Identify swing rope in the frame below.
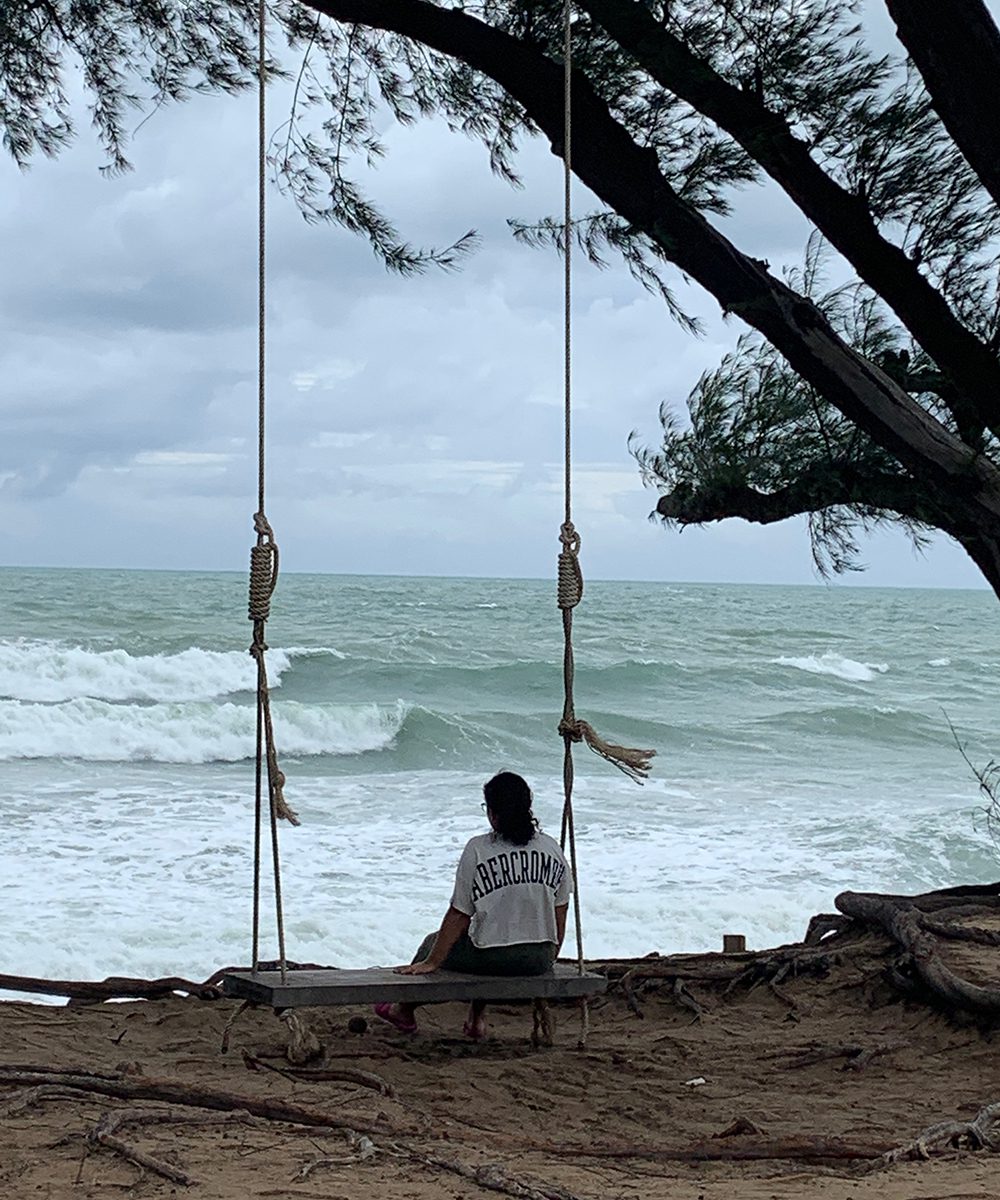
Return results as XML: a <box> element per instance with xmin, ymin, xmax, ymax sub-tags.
<box><xmin>555</xmin><ymin>0</ymin><xmax>656</xmax><ymax>1040</ymax></box>
<box><xmin>248</xmin><ymin>0</ymin><xmax>298</xmax><ymax>984</ymax></box>
<box><xmin>241</xmin><ymin>0</ymin><xmax>651</xmax><ymax>1013</ymax></box>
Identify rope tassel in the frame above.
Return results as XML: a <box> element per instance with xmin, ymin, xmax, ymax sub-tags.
<box><xmin>559</xmin><ymin>716</ymin><xmax>656</xmax><ymax>784</ymax></box>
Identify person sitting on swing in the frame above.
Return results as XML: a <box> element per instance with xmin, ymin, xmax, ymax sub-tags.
<box><xmin>374</xmin><ymin>771</ymin><xmax>571</xmax><ymax>1040</ymax></box>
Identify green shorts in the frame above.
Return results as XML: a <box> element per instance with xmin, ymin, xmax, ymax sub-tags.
<box><xmin>413</xmin><ymin>932</ymin><xmax>555</xmax><ymax>976</ymax></box>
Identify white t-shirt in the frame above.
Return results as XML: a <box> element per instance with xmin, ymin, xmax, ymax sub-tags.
<box><xmin>450</xmin><ymin>830</ymin><xmax>572</xmax><ymax>949</ymax></box>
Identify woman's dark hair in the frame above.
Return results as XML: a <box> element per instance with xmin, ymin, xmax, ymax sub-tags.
<box><xmin>483</xmin><ymin>771</ymin><xmax>540</xmax><ymax>846</ymax></box>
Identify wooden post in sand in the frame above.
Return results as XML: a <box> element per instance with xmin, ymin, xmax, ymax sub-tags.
<box><xmin>722</xmin><ymin>934</ymin><xmax>747</xmax><ymax>953</ymax></box>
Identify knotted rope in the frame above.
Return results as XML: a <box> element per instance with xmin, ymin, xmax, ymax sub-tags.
<box><xmin>249</xmin><ymin>513</ymin><xmax>298</xmax><ymax>831</ymax></box>
<box><xmin>555</xmin><ymin>0</ymin><xmax>655</xmax><ymax>1047</ymax></box>
<box><xmin>248</xmin><ymin>0</ymin><xmax>295</xmax><ymax>983</ymax></box>
<box><xmin>556</xmin><ymin>521</ymin><xmax>654</xmax><ymax>784</ymax></box>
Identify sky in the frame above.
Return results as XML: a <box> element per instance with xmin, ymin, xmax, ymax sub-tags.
<box><xmin>0</xmin><ymin>2</ymin><xmax>989</xmax><ymax>588</ymax></box>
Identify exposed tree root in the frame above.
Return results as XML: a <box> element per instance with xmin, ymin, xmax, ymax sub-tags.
<box><xmin>0</xmin><ymin>1067</ymin><xmax>420</xmax><ymax>1139</ymax></box>
<box><xmin>597</xmin><ymin>883</ymin><xmax>1000</xmax><ymax>1022</ymax></box>
<box><xmin>0</xmin><ymin>1084</ymin><xmax>86</xmax><ymax>1117</ymax></box>
<box><xmin>527</xmin><ymin>1134</ymin><xmax>895</xmax><ymax>1162</ymax></box>
<box><xmin>396</xmin><ymin>1147</ymin><xmax>583</xmax><ymax>1200</ymax></box>
<box><xmin>835</xmin><ymin>889</ymin><xmax>1000</xmax><ymax>1017</ymax></box>
<box><xmin>879</xmin><ymin>1101</ymin><xmax>1000</xmax><ymax>1164</ymax></box>
<box><xmin>89</xmin><ymin>1108</ymin><xmax>254</xmax><ymax>1186</ymax></box>
<box><xmin>762</xmin><ymin>1041</ymin><xmax>905</xmax><ymax>1071</ymax></box>
<box><xmin>299</xmin><ymin>1130</ymin><xmax>584</xmax><ymax>1200</ymax></box>
<box><xmin>804</xmin><ymin>914</ymin><xmax>853</xmax><ymax>945</ymax></box>
<box><xmin>241</xmin><ymin>1050</ymin><xmax>396</xmax><ymax>1097</ymax></box>
<box><xmin>5</xmin><ymin>1064</ymin><xmax>1000</xmax><ymax>1181</ymax></box>
<box><xmin>920</xmin><ymin>916</ymin><xmax>1000</xmax><ymax>947</ymax></box>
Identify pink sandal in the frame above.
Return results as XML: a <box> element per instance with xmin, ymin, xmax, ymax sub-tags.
<box><xmin>373</xmin><ymin>1002</ymin><xmax>417</xmax><ymax>1035</ymax></box>
<box><xmin>462</xmin><ymin>1020</ymin><xmax>487</xmax><ymax>1042</ymax></box>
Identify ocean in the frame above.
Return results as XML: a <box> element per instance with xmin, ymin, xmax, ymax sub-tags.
<box><xmin>1</xmin><ymin>566</ymin><xmax>998</xmax><ymax>993</ymax></box>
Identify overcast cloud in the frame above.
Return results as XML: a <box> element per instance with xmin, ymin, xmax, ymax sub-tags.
<box><xmin>0</xmin><ymin>3</ymin><xmax>988</xmax><ymax>588</ymax></box>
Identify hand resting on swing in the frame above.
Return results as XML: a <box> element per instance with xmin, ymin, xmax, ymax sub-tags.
<box><xmin>394</xmin><ymin>906</ymin><xmax>473</xmax><ymax>975</ymax></box>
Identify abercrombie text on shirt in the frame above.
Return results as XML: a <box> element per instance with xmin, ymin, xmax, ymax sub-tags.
<box><xmin>450</xmin><ymin>830</ymin><xmax>572</xmax><ymax>949</ymax></box>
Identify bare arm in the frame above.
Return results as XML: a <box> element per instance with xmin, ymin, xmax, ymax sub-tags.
<box><xmin>555</xmin><ymin>904</ymin><xmax>568</xmax><ymax>952</ymax></box>
<box><xmin>395</xmin><ymin>906</ymin><xmax>471</xmax><ymax>975</ymax></box>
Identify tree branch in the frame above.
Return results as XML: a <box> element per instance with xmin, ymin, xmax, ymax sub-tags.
<box><xmin>654</xmin><ymin>460</ymin><xmax>939</xmax><ymax>528</ymax></box>
<box><xmin>576</xmin><ymin>0</ymin><xmax>1000</xmax><ymax>441</ymax></box>
<box><xmin>301</xmin><ymin>0</ymin><xmax>1000</xmax><ymax>526</ymax></box>
<box><xmin>885</xmin><ymin>0</ymin><xmax>1000</xmax><ymax>213</ymax></box>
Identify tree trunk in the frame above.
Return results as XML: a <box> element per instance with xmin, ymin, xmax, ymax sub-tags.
<box><xmin>953</xmin><ymin>532</ymin><xmax>1000</xmax><ymax>600</ymax></box>
<box><xmin>885</xmin><ymin>0</ymin><xmax>1000</xmax><ymax>212</ymax></box>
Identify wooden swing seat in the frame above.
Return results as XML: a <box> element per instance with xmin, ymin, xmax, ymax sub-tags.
<box><xmin>221</xmin><ymin>964</ymin><xmax>606</xmax><ymax>1008</ymax></box>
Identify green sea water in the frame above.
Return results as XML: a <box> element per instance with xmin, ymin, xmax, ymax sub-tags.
<box><xmin>1</xmin><ymin>567</ymin><xmax>997</xmax><ymax>983</ymax></box>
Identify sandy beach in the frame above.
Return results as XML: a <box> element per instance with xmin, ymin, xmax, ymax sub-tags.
<box><xmin>3</xmin><ymin>916</ymin><xmax>1000</xmax><ymax>1200</ymax></box>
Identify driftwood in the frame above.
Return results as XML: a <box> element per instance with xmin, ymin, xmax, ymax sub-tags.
<box><xmin>588</xmin><ymin>953</ymin><xmax>753</xmax><ymax>986</ymax></box>
<box><xmin>616</xmin><ymin>966</ymin><xmax>712</xmax><ymax>1020</ymax></box>
<box><xmin>0</xmin><ymin>971</ymin><xmax>223</xmax><ymax>1003</ymax></box>
<box><xmin>670</xmin><ymin>978</ymin><xmax>710</xmax><ymax>1019</ymax></box>
<box><xmin>5</xmin><ymin>881</ymin><xmax>1000</xmax><ymax>1016</ymax></box>
<box><xmin>919</xmin><ymin>915</ymin><xmax>1000</xmax><ymax>947</ymax></box>
<box><xmin>596</xmin><ymin>884</ymin><xmax>1000</xmax><ymax>1022</ymax></box>
<box><xmin>0</xmin><ymin>961</ymin><xmax>337</xmax><ymax>1004</ymax></box>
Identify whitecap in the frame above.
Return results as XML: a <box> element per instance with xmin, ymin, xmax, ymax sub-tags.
<box><xmin>773</xmin><ymin>652</ymin><xmax>889</xmax><ymax>683</ymax></box>
<box><xmin>928</xmin><ymin>657</ymin><xmax>951</xmax><ymax>668</ymax></box>
<box><xmin>286</xmin><ymin>645</ymin><xmax>348</xmax><ymax>660</ymax></box>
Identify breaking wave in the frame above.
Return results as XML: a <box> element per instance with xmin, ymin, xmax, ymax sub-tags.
<box><xmin>0</xmin><ymin>640</ymin><xmax>295</xmax><ymax>703</ymax></box>
<box><xmin>0</xmin><ymin>697</ymin><xmax>409</xmax><ymax>763</ymax></box>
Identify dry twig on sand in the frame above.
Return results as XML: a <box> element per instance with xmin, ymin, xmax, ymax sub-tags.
<box><xmin>241</xmin><ymin>1049</ymin><xmax>396</xmax><ymax>1097</ymax></box>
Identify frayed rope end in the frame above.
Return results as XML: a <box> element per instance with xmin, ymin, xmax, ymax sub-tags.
<box><xmin>559</xmin><ymin>717</ymin><xmax>656</xmax><ymax>785</ymax></box>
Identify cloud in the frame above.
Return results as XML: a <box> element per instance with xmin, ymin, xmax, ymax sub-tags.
<box><xmin>0</xmin><ymin>52</ymin><xmax>989</xmax><ymax>590</ymax></box>
<box><xmin>132</xmin><ymin>451</ymin><xmax>236</xmax><ymax>467</ymax></box>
